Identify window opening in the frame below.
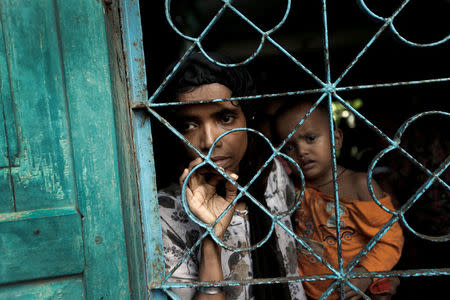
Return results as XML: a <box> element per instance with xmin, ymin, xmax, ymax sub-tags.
<box><xmin>125</xmin><ymin>0</ymin><xmax>450</xmax><ymax>299</ymax></box>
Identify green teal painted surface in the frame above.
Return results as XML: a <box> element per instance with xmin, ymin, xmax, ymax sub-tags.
<box><xmin>0</xmin><ymin>0</ymin><xmax>75</xmax><ymax>211</ymax></box>
<box><xmin>0</xmin><ymin>276</ymin><xmax>84</xmax><ymax>299</ymax></box>
<box><xmin>104</xmin><ymin>1</ymin><xmax>148</xmax><ymax>299</ymax></box>
<box><xmin>0</xmin><ymin>0</ymin><xmax>131</xmax><ymax>298</ymax></box>
<box><xmin>0</xmin><ymin>1</ymin><xmax>15</xmax><ymax>212</ymax></box>
<box><xmin>0</xmin><ymin>207</ymin><xmax>83</xmax><ymax>284</ymax></box>
<box><xmin>55</xmin><ymin>0</ymin><xmax>131</xmax><ymax>298</ymax></box>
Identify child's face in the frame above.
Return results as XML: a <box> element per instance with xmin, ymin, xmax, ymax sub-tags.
<box><xmin>276</xmin><ymin>103</ymin><xmax>342</xmax><ymax>184</ymax></box>
<box><xmin>175</xmin><ymin>83</ymin><xmax>248</xmax><ymax>174</ymax></box>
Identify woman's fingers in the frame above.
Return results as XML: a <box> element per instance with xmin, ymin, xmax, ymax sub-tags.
<box><xmin>179</xmin><ymin>158</ymin><xmax>205</xmax><ymax>190</ymax></box>
<box><xmin>224</xmin><ymin>173</ymin><xmax>238</xmax><ymax>203</ymax></box>
<box><xmin>179</xmin><ymin>168</ymin><xmax>190</xmax><ymax>187</ymax></box>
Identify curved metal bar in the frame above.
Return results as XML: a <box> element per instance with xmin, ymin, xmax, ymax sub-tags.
<box><xmin>223</xmin><ymin>0</ymin><xmax>325</xmax><ymax>85</ymax></box>
<box><xmin>367</xmin><ymin>145</ymin><xmax>401</xmax><ymax>214</ymax></box>
<box><xmin>359</xmin><ymin>0</ymin><xmax>450</xmax><ymax>48</ymax></box>
<box><xmin>394</xmin><ymin>111</ymin><xmax>450</xmax><ymax>139</ymax></box>
<box><xmin>359</xmin><ymin>0</ymin><xmax>450</xmax><ymax>47</ymax></box>
<box><xmin>264</xmin><ymin>0</ymin><xmax>292</xmax><ymax>35</ymax></box>
<box><xmin>197</xmin><ymin>34</ymin><xmax>266</xmax><ymax>67</ymax></box>
<box><xmin>400</xmin><ymin>213</ymin><xmax>450</xmax><ymax>242</ymax></box>
<box><xmin>358</xmin><ymin>0</ymin><xmax>387</xmax><ymax>21</ymax></box>
<box><xmin>211</xmin><ymin>216</ymin><xmax>276</xmax><ymax>252</ymax></box>
<box><xmin>389</xmin><ymin>22</ymin><xmax>450</xmax><ymax>47</ymax></box>
<box><xmin>223</xmin><ymin>0</ymin><xmax>292</xmax><ymax>35</ymax></box>
<box><xmin>334</xmin><ymin>0</ymin><xmax>411</xmax><ymax>87</ymax></box>
<box><xmin>333</xmin><ymin>94</ymin><xmax>450</xmax><ymax>190</ymax></box>
<box><xmin>175</xmin><ymin>127</ymin><xmax>276</xmax><ymax>252</ymax></box>
<box><xmin>203</xmin><ymin>127</ymin><xmax>341</xmax><ymax>273</ymax></box>
<box><xmin>164</xmin><ymin>0</ymin><xmax>198</xmax><ymax>42</ymax></box>
<box><xmin>273</xmin><ymin>153</ymin><xmax>305</xmax><ymax>219</ymax></box>
<box><xmin>165</xmin><ymin>0</ymin><xmax>228</xmax><ymax>42</ymax></box>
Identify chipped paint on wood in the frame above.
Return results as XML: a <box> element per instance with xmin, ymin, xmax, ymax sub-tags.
<box><xmin>0</xmin><ymin>0</ymin><xmax>132</xmax><ymax>298</ymax></box>
<box><xmin>0</xmin><ymin>209</ymin><xmax>83</xmax><ymax>284</ymax></box>
<box><xmin>0</xmin><ymin>276</ymin><xmax>84</xmax><ymax>299</ymax></box>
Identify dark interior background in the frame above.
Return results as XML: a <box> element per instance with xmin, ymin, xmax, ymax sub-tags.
<box><xmin>138</xmin><ymin>1</ymin><xmax>449</xmax><ymax>298</ymax></box>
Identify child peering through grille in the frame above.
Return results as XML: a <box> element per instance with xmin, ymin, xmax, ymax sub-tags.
<box><xmin>273</xmin><ymin>99</ymin><xmax>404</xmax><ymax>299</ymax></box>
<box><xmin>154</xmin><ymin>52</ymin><xmax>307</xmax><ymax>300</ymax></box>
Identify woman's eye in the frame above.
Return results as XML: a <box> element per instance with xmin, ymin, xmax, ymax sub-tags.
<box><xmin>285</xmin><ymin>144</ymin><xmax>295</xmax><ymax>153</ymax></box>
<box><xmin>221</xmin><ymin>115</ymin><xmax>235</xmax><ymax>124</ymax></box>
<box><xmin>181</xmin><ymin>122</ymin><xmax>196</xmax><ymax>132</ymax></box>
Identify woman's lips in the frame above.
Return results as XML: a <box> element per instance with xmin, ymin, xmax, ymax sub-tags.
<box><xmin>211</xmin><ymin>156</ymin><xmax>232</xmax><ymax>167</ymax></box>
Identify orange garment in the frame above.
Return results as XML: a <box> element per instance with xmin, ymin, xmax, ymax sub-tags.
<box><xmin>295</xmin><ymin>187</ymin><xmax>404</xmax><ymax>300</ymax></box>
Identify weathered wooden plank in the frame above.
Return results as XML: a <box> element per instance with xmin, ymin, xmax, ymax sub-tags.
<box><xmin>0</xmin><ymin>113</ymin><xmax>9</xmax><ymax>168</ymax></box>
<box><xmin>0</xmin><ymin>5</ymin><xmax>14</xmax><ymax>213</ymax></box>
<box><xmin>118</xmin><ymin>0</ymin><xmax>167</xmax><ymax>298</ymax></box>
<box><xmin>0</xmin><ymin>276</ymin><xmax>83</xmax><ymax>299</ymax></box>
<box><xmin>0</xmin><ymin>0</ymin><xmax>75</xmax><ymax>211</ymax></box>
<box><xmin>0</xmin><ymin>208</ymin><xmax>83</xmax><ymax>284</ymax></box>
<box><xmin>54</xmin><ymin>0</ymin><xmax>131</xmax><ymax>298</ymax></box>
<box><xmin>0</xmin><ymin>168</ymin><xmax>13</xmax><ymax>212</ymax></box>
<box><xmin>104</xmin><ymin>1</ymin><xmax>148</xmax><ymax>299</ymax></box>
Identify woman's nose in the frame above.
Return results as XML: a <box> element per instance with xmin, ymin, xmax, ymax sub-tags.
<box><xmin>200</xmin><ymin>123</ymin><xmax>222</xmax><ymax>153</ymax></box>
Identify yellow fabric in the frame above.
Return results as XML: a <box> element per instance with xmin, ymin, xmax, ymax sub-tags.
<box><xmin>295</xmin><ymin>187</ymin><xmax>404</xmax><ymax>299</ymax></box>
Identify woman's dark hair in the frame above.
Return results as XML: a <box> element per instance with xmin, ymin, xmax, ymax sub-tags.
<box><xmin>154</xmin><ymin>52</ymin><xmax>292</xmax><ymax>299</ymax></box>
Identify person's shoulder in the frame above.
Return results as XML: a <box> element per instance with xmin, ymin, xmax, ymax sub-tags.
<box><xmin>267</xmin><ymin>158</ymin><xmax>293</xmax><ymax>188</ymax></box>
<box><xmin>265</xmin><ymin>158</ymin><xmax>296</xmax><ymax>210</ymax></box>
<box><xmin>158</xmin><ymin>183</ymin><xmax>181</xmax><ymax>211</ymax></box>
<box><xmin>345</xmin><ymin>171</ymin><xmax>385</xmax><ymax>201</ymax></box>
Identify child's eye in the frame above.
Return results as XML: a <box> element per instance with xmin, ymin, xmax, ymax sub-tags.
<box><xmin>306</xmin><ymin>135</ymin><xmax>316</xmax><ymax>142</ymax></box>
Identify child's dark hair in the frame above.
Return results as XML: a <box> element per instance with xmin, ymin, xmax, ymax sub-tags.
<box><xmin>154</xmin><ymin>52</ymin><xmax>292</xmax><ymax>299</ymax></box>
<box><xmin>272</xmin><ymin>98</ymin><xmax>333</xmax><ymax>145</ymax></box>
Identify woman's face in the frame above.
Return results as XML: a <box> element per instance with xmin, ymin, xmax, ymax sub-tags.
<box><xmin>175</xmin><ymin>83</ymin><xmax>248</xmax><ymax>174</ymax></box>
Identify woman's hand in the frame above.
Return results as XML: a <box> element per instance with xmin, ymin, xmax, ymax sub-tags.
<box><xmin>180</xmin><ymin>158</ymin><xmax>239</xmax><ymax>239</ymax></box>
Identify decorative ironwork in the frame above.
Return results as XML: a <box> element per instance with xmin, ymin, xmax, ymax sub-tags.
<box><xmin>125</xmin><ymin>0</ymin><xmax>449</xmax><ymax>299</ymax></box>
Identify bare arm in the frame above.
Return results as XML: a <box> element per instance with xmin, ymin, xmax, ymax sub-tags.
<box><xmin>344</xmin><ymin>173</ymin><xmax>403</xmax><ymax>299</ymax></box>
<box><xmin>196</xmin><ymin>237</ymin><xmax>225</xmax><ymax>299</ymax></box>
<box><xmin>180</xmin><ymin>158</ymin><xmax>239</xmax><ymax>299</ymax></box>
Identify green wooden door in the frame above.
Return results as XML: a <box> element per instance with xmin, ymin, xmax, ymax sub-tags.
<box><xmin>0</xmin><ymin>1</ymin><xmax>130</xmax><ymax>298</ymax></box>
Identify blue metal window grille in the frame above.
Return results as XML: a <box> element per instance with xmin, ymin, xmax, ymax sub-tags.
<box><xmin>120</xmin><ymin>0</ymin><xmax>449</xmax><ymax>299</ymax></box>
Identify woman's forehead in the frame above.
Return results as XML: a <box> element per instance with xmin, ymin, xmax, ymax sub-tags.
<box><xmin>178</xmin><ymin>83</ymin><xmax>232</xmax><ymax>102</ymax></box>
<box><xmin>176</xmin><ymin>101</ymin><xmax>243</xmax><ymax>118</ymax></box>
